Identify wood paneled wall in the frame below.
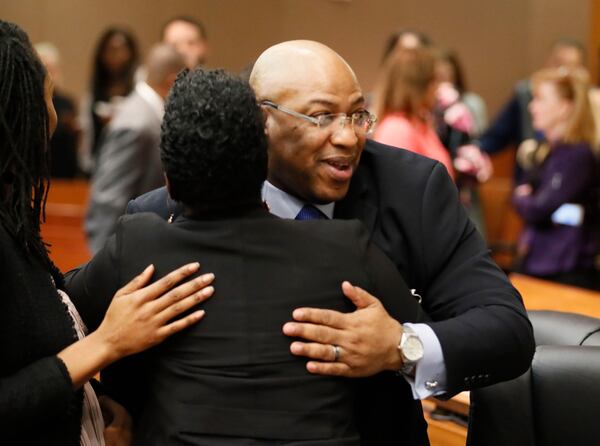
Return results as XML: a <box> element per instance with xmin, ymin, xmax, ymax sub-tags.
<box><xmin>0</xmin><ymin>0</ymin><xmax>590</xmax><ymax>117</ymax></box>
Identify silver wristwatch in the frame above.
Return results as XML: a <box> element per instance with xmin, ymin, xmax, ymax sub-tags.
<box><xmin>398</xmin><ymin>325</ymin><xmax>424</xmax><ymax>376</ymax></box>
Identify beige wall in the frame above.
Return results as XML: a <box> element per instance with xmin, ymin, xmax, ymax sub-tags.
<box><xmin>0</xmin><ymin>0</ymin><xmax>590</xmax><ymax>116</ymax></box>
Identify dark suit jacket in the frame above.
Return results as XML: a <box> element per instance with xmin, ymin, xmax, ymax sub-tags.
<box><xmin>335</xmin><ymin>141</ymin><xmax>534</xmax><ymax>393</ymax></box>
<box><xmin>65</xmin><ymin>207</ymin><xmax>426</xmax><ymax>445</ymax></box>
<box><xmin>128</xmin><ymin>140</ymin><xmax>535</xmax><ymax>388</ymax></box>
<box><xmin>124</xmin><ymin>140</ymin><xmax>534</xmax><ymax>443</ymax></box>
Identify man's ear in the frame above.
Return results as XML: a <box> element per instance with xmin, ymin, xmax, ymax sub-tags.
<box><xmin>262</xmin><ymin>108</ymin><xmax>272</xmax><ymax>136</ymax></box>
<box><xmin>164</xmin><ymin>173</ymin><xmax>174</xmax><ymax>198</ymax></box>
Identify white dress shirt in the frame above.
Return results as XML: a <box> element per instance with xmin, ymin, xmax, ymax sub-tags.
<box><xmin>261</xmin><ymin>180</ymin><xmax>447</xmax><ymax>399</ymax></box>
<box><xmin>135</xmin><ymin>81</ymin><xmax>164</xmax><ymax>121</ymax></box>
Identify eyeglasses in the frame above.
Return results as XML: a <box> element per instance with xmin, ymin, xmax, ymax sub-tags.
<box><xmin>261</xmin><ymin>100</ymin><xmax>377</xmax><ymax>136</ymax></box>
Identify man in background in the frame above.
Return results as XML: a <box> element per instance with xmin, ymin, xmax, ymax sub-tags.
<box><xmin>161</xmin><ymin>15</ymin><xmax>209</xmax><ymax>68</ymax></box>
<box><xmin>35</xmin><ymin>42</ymin><xmax>79</xmax><ymax>178</ymax></box>
<box><xmin>85</xmin><ymin>44</ymin><xmax>184</xmax><ymax>253</ymax></box>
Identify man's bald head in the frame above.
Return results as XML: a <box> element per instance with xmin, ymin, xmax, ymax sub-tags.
<box><xmin>249</xmin><ymin>40</ymin><xmax>367</xmax><ymax>205</ymax></box>
<box><xmin>145</xmin><ymin>43</ymin><xmax>185</xmax><ymax>97</ymax></box>
<box><xmin>250</xmin><ymin>40</ymin><xmax>359</xmax><ymax>102</ymax></box>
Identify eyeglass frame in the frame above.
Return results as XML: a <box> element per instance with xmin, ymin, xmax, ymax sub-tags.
<box><xmin>260</xmin><ymin>100</ymin><xmax>377</xmax><ymax>135</ymax></box>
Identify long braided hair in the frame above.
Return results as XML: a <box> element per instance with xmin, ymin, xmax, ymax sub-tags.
<box><xmin>0</xmin><ymin>20</ymin><xmax>60</xmax><ymax>278</ymax></box>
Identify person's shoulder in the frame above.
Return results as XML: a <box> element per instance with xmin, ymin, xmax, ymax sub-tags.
<box><xmin>355</xmin><ymin>140</ymin><xmax>456</xmax><ymax>211</ymax></box>
<box><xmin>116</xmin><ymin>211</ymin><xmax>170</xmax><ymax>236</ymax></box>
<box><xmin>109</xmin><ymin>91</ymin><xmax>156</xmax><ymax>130</ymax></box>
<box><xmin>280</xmin><ymin>218</ymin><xmax>370</xmax><ymax>255</ymax></box>
<box><xmin>298</xmin><ymin>218</ymin><xmax>365</xmax><ymax>234</ymax></box>
<box><xmin>362</xmin><ymin>139</ymin><xmax>439</xmax><ymax>178</ymax></box>
<box><xmin>554</xmin><ymin>142</ymin><xmax>596</xmax><ymax>160</ymax></box>
<box><xmin>126</xmin><ymin>186</ymin><xmax>174</xmax><ymax>218</ymax></box>
<box><xmin>273</xmin><ymin>216</ymin><xmax>365</xmax><ymax>239</ymax></box>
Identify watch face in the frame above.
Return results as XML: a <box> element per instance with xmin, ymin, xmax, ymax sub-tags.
<box><xmin>403</xmin><ymin>336</ymin><xmax>423</xmax><ymax>362</ymax></box>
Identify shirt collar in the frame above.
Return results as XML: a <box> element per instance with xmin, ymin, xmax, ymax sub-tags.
<box><xmin>135</xmin><ymin>81</ymin><xmax>164</xmax><ymax>121</ymax></box>
<box><xmin>261</xmin><ymin>181</ymin><xmax>334</xmax><ymax>219</ymax></box>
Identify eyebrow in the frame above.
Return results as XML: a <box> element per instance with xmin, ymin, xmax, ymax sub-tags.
<box><xmin>305</xmin><ymin>96</ymin><xmax>366</xmax><ymax>108</ymax></box>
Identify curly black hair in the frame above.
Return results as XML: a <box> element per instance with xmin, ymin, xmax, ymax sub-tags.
<box><xmin>161</xmin><ymin>68</ymin><xmax>267</xmax><ymax>209</ymax></box>
<box><xmin>0</xmin><ymin>20</ymin><xmax>61</xmax><ymax>279</ymax></box>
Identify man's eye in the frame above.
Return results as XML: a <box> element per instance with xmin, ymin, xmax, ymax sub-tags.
<box><xmin>353</xmin><ymin>111</ymin><xmax>370</xmax><ymax>124</ymax></box>
<box><xmin>315</xmin><ymin>114</ymin><xmax>336</xmax><ymax>126</ymax></box>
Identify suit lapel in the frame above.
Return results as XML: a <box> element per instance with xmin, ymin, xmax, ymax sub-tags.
<box><xmin>334</xmin><ymin>165</ymin><xmax>378</xmax><ymax>235</ymax></box>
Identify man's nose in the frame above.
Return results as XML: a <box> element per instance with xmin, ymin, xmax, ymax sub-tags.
<box><xmin>330</xmin><ymin>117</ymin><xmax>359</xmax><ymax>147</ymax></box>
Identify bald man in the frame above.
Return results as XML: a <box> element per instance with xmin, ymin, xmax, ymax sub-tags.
<box><xmin>127</xmin><ymin>41</ymin><xmax>534</xmax><ymax>443</ymax></box>
<box><xmin>86</xmin><ymin>44</ymin><xmax>184</xmax><ymax>253</ymax></box>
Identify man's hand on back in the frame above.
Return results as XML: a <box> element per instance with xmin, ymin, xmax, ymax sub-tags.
<box><xmin>283</xmin><ymin>281</ymin><xmax>404</xmax><ymax>377</ymax></box>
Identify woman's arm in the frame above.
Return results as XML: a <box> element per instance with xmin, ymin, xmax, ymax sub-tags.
<box><xmin>0</xmin><ymin>262</ymin><xmax>213</xmax><ymax>436</ymax></box>
<box><xmin>58</xmin><ymin>263</ymin><xmax>214</xmax><ymax>389</ymax></box>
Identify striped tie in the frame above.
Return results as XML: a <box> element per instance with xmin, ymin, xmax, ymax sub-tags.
<box><xmin>295</xmin><ymin>204</ymin><xmax>327</xmax><ymax>220</ymax></box>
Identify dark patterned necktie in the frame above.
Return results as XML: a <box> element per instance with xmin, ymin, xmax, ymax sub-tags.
<box><xmin>295</xmin><ymin>204</ymin><xmax>327</xmax><ymax>220</ymax></box>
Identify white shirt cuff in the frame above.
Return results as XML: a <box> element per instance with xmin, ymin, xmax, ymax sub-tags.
<box><xmin>402</xmin><ymin>323</ymin><xmax>447</xmax><ymax>399</ymax></box>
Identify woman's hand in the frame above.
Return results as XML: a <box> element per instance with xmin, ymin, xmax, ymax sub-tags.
<box><xmin>514</xmin><ymin>184</ymin><xmax>533</xmax><ymax>197</ymax></box>
<box><xmin>455</xmin><ymin>145</ymin><xmax>493</xmax><ymax>182</ymax></box>
<box><xmin>58</xmin><ymin>262</ymin><xmax>215</xmax><ymax>389</ymax></box>
<box><xmin>94</xmin><ymin>263</ymin><xmax>214</xmax><ymax>362</ymax></box>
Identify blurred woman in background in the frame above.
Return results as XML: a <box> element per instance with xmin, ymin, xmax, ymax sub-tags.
<box><xmin>513</xmin><ymin>67</ymin><xmax>600</xmax><ymax>289</ymax></box>
<box><xmin>79</xmin><ymin>27</ymin><xmax>138</xmax><ymax>173</ymax></box>
<box><xmin>434</xmin><ymin>48</ymin><xmax>488</xmax><ymax>150</ymax></box>
<box><xmin>434</xmin><ymin>48</ymin><xmax>489</xmax><ymax>236</ymax></box>
<box><xmin>372</xmin><ymin>47</ymin><xmax>455</xmax><ymax>179</ymax></box>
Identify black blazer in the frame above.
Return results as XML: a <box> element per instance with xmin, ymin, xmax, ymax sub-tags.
<box><xmin>123</xmin><ymin>140</ymin><xmax>535</xmax><ymax>443</ymax></box>
<box><xmin>65</xmin><ymin>207</ymin><xmax>427</xmax><ymax>445</ymax></box>
<box><xmin>335</xmin><ymin>141</ymin><xmax>534</xmax><ymax>392</ymax></box>
<box><xmin>128</xmin><ymin>140</ymin><xmax>535</xmax><ymax>390</ymax></box>
<box><xmin>0</xmin><ymin>225</ymin><xmax>82</xmax><ymax>445</ymax></box>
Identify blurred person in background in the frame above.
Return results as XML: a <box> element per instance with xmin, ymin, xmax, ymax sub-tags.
<box><xmin>372</xmin><ymin>46</ymin><xmax>455</xmax><ymax>179</ymax></box>
<box><xmin>380</xmin><ymin>27</ymin><xmax>432</xmax><ymax>62</ymax></box>
<box><xmin>79</xmin><ymin>27</ymin><xmax>139</xmax><ymax>174</ymax></box>
<box><xmin>85</xmin><ymin>44</ymin><xmax>184</xmax><ymax>254</ymax></box>
<box><xmin>161</xmin><ymin>15</ymin><xmax>208</xmax><ymax>69</ymax></box>
<box><xmin>456</xmin><ymin>38</ymin><xmax>587</xmax><ymax>183</ymax></box>
<box><xmin>513</xmin><ymin>67</ymin><xmax>600</xmax><ymax>290</ymax></box>
<box><xmin>433</xmin><ymin>48</ymin><xmax>489</xmax><ymax>236</ymax></box>
<box><xmin>0</xmin><ymin>19</ymin><xmax>214</xmax><ymax>445</ymax></box>
<box><xmin>35</xmin><ymin>41</ymin><xmax>80</xmax><ymax>178</ymax></box>
<box><xmin>434</xmin><ymin>48</ymin><xmax>488</xmax><ymax>147</ymax></box>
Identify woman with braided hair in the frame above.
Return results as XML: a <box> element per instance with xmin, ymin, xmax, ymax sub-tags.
<box><xmin>0</xmin><ymin>20</ymin><xmax>215</xmax><ymax>445</ymax></box>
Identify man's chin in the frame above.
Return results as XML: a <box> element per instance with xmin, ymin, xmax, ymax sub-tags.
<box><xmin>310</xmin><ymin>183</ymin><xmax>351</xmax><ymax>204</ymax></box>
